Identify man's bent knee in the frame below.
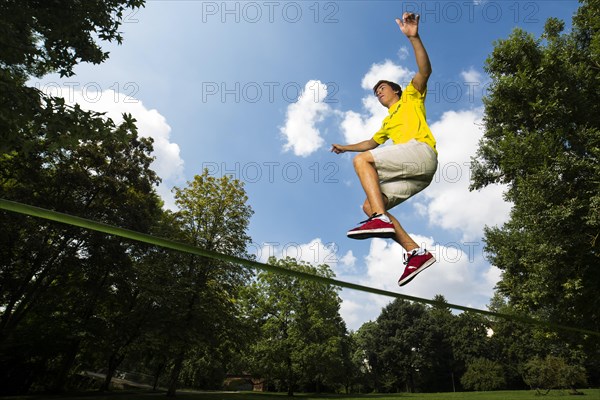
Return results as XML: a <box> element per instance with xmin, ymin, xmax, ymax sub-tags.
<box><xmin>353</xmin><ymin>152</ymin><xmax>374</xmax><ymax>169</ymax></box>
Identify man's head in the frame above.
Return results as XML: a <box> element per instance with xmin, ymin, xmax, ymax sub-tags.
<box><xmin>373</xmin><ymin>80</ymin><xmax>402</xmax><ymax>108</ymax></box>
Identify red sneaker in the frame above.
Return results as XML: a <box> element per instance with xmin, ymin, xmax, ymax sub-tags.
<box><xmin>398</xmin><ymin>250</ymin><xmax>436</xmax><ymax>286</ymax></box>
<box><xmin>347</xmin><ymin>213</ymin><xmax>395</xmax><ymax>240</ymax></box>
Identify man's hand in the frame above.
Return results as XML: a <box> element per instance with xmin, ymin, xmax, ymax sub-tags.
<box><xmin>396</xmin><ymin>11</ymin><xmax>431</xmax><ymax>93</ymax></box>
<box><xmin>331</xmin><ymin>144</ymin><xmax>347</xmax><ymax>154</ymax></box>
<box><xmin>396</xmin><ymin>12</ymin><xmax>420</xmax><ymax>38</ymax></box>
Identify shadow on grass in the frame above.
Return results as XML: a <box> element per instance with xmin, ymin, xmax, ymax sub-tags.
<box><xmin>0</xmin><ymin>390</ymin><xmax>419</xmax><ymax>400</ymax></box>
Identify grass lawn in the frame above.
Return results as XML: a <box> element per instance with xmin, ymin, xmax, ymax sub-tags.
<box><xmin>2</xmin><ymin>389</ymin><xmax>599</xmax><ymax>400</ymax></box>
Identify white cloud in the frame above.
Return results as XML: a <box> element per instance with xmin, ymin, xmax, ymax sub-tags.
<box><xmin>339</xmin><ymin>298</ymin><xmax>368</xmax><ymax>329</ymax></box>
<box><xmin>460</xmin><ymin>67</ymin><xmax>489</xmax><ymax>103</ymax></box>
<box><xmin>360</xmin><ymin>59</ymin><xmax>413</xmax><ymax>91</ymax></box>
<box><xmin>338</xmin><ymin>236</ymin><xmax>501</xmax><ymax>331</ymax></box>
<box><xmin>254</xmin><ymin>238</ymin><xmax>356</xmax><ymax>272</ymax></box>
<box><xmin>43</xmin><ymin>86</ymin><xmax>185</xmax><ymax>210</ymax></box>
<box><xmin>280</xmin><ymin>80</ymin><xmax>331</xmax><ymax>157</ymax></box>
<box><xmin>415</xmin><ymin>107</ymin><xmax>512</xmax><ymax>241</ymax></box>
<box><xmin>339</xmin><ymin>250</ymin><xmax>357</xmax><ymax>270</ymax></box>
<box><xmin>461</xmin><ymin>67</ymin><xmax>483</xmax><ymax>84</ymax></box>
<box><xmin>339</xmin><ymin>97</ymin><xmax>387</xmax><ymax>144</ymax></box>
<box><xmin>397</xmin><ymin>47</ymin><xmax>410</xmax><ymax>60</ymax></box>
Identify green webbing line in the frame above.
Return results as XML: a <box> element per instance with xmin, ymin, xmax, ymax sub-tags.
<box><xmin>1</xmin><ymin>198</ymin><xmax>598</xmax><ymax>338</ymax></box>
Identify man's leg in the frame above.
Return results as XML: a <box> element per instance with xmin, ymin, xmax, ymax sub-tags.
<box><xmin>347</xmin><ymin>151</ymin><xmax>396</xmax><ymax>239</ymax></box>
<box><xmin>388</xmin><ymin>213</ymin><xmax>419</xmax><ymax>252</ymax></box>
<box><xmin>355</xmin><ymin>142</ymin><xmax>437</xmax><ymax>286</ymax></box>
<box><xmin>353</xmin><ymin>151</ymin><xmax>386</xmax><ymax>216</ymax></box>
<box><xmin>362</xmin><ymin>196</ymin><xmax>434</xmax><ymax>287</ymax></box>
<box><xmin>354</xmin><ymin>151</ymin><xmax>417</xmax><ymax>249</ymax></box>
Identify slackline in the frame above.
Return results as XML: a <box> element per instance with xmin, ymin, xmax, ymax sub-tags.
<box><xmin>1</xmin><ymin>198</ymin><xmax>598</xmax><ymax>338</ymax></box>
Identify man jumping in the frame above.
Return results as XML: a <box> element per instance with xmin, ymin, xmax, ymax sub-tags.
<box><xmin>331</xmin><ymin>12</ymin><xmax>438</xmax><ymax>286</ymax></box>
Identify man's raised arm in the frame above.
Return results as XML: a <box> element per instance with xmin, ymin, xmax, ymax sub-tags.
<box><xmin>396</xmin><ymin>12</ymin><xmax>431</xmax><ymax>94</ymax></box>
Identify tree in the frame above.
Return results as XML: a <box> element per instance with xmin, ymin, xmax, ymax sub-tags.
<box><xmin>243</xmin><ymin>258</ymin><xmax>348</xmax><ymax>396</ymax></box>
<box><xmin>0</xmin><ymin>1</ymin><xmax>207</xmax><ymax>395</ymax></box>
<box><xmin>460</xmin><ymin>358</ymin><xmax>506</xmax><ymax>392</ymax></box>
<box><xmin>83</xmin><ymin>239</ymin><xmax>175</xmax><ymax>392</ymax></box>
<box><xmin>416</xmin><ymin>295</ymin><xmax>460</xmax><ymax>393</ymax></box>
<box><xmin>161</xmin><ymin>170</ymin><xmax>253</xmax><ymax>397</ymax></box>
<box><xmin>1</xmin><ymin>0</ymin><xmax>145</xmax><ymax>152</ymax></box>
<box><xmin>369</xmin><ymin>299</ymin><xmax>448</xmax><ymax>393</ymax></box>
<box><xmin>486</xmin><ymin>294</ymin><xmax>543</xmax><ymax>389</ymax></box>
<box><xmin>470</xmin><ymin>0</ymin><xmax>600</xmax><ymax>381</ymax></box>
<box><xmin>351</xmin><ymin>321</ymin><xmax>379</xmax><ymax>393</ymax></box>
<box><xmin>523</xmin><ymin>355</ymin><xmax>587</xmax><ymax>395</ymax></box>
<box><xmin>338</xmin><ymin>330</ymin><xmax>359</xmax><ymax>394</ymax></box>
<box><xmin>0</xmin><ymin>111</ymin><xmax>162</xmax><ymax>394</ymax></box>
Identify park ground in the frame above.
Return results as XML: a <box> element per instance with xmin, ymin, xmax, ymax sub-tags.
<box><xmin>1</xmin><ymin>389</ymin><xmax>599</xmax><ymax>400</ymax></box>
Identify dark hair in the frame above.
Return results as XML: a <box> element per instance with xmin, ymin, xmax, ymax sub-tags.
<box><xmin>373</xmin><ymin>80</ymin><xmax>402</xmax><ymax>96</ymax></box>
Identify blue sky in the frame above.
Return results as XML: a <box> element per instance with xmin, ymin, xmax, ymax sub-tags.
<box><xmin>32</xmin><ymin>0</ymin><xmax>580</xmax><ymax>330</ymax></box>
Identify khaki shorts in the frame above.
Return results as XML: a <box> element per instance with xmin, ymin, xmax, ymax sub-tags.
<box><xmin>370</xmin><ymin>139</ymin><xmax>438</xmax><ymax>210</ymax></box>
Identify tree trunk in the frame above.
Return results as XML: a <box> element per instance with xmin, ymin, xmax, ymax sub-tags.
<box><xmin>408</xmin><ymin>371</ymin><xmax>415</xmax><ymax>393</ymax></box>
<box><xmin>452</xmin><ymin>370</ymin><xmax>456</xmax><ymax>392</ymax></box>
<box><xmin>286</xmin><ymin>354</ymin><xmax>293</xmax><ymax>396</ymax></box>
<box><xmin>53</xmin><ymin>268</ymin><xmax>110</xmax><ymax>393</ymax></box>
<box><xmin>153</xmin><ymin>361</ymin><xmax>165</xmax><ymax>391</ymax></box>
<box><xmin>100</xmin><ymin>352</ymin><xmax>125</xmax><ymax>392</ymax></box>
<box><xmin>167</xmin><ymin>351</ymin><xmax>185</xmax><ymax>397</ymax></box>
<box><xmin>50</xmin><ymin>339</ymin><xmax>81</xmax><ymax>393</ymax></box>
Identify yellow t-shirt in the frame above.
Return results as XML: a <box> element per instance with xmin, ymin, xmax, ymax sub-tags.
<box><xmin>372</xmin><ymin>82</ymin><xmax>437</xmax><ymax>153</ymax></box>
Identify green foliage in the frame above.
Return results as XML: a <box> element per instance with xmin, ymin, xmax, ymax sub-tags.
<box><xmin>460</xmin><ymin>358</ymin><xmax>506</xmax><ymax>392</ymax></box>
<box><xmin>351</xmin><ymin>321</ymin><xmax>379</xmax><ymax>392</ymax></box>
<box><xmin>158</xmin><ymin>171</ymin><xmax>254</xmax><ymax>396</ymax></box>
<box><xmin>242</xmin><ymin>258</ymin><xmax>348</xmax><ymax>395</ymax></box>
<box><xmin>173</xmin><ymin>171</ymin><xmax>253</xmax><ymax>257</ymax></box>
<box><xmin>562</xmin><ymin>363</ymin><xmax>589</xmax><ymax>393</ymax></box>
<box><xmin>0</xmin><ymin>0</ymin><xmax>145</xmax><ymax>152</ymax></box>
<box><xmin>523</xmin><ymin>355</ymin><xmax>587</xmax><ymax>394</ymax></box>
<box><xmin>0</xmin><ymin>99</ymin><xmax>162</xmax><ymax>394</ymax></box>
<box><xmin>470</xmin><ymin>0</ymin><xmax>600</xmax><ymax>375</ymax></box>
<box><xmin>485</xmin><ymin>294</ymin><xmax>545</xmax><ymax>389</ymax></box>
<box><xmin>349</xmin><ymin>297</ymin><xmax>495</xmax><ymax>394</ymax></box>
<box><xmin>366</xmin><ymin>299</ymin><xmax>457</xmax><ymax>393</ymax></box>
<box><xmin>573</xmin><ymin>0</ymin><xmax>600</xmax><ymax>70</ymax></box>
<box><xmin>0</xmin><ymin>0</ymin><xmax>145</xmax><ymax>77</ymax></box>
<box><xmin>0</xmin><ymin>2</ymin><xmax>257</xmax><ymax>396</ymax></box>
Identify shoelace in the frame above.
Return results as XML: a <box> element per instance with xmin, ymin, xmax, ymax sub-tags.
<box><xmin>357</xmin><ymin>213</ymin><xmax>382</xmax><ymax>225</ymax></box>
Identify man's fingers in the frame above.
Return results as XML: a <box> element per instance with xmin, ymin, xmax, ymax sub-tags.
<box><xmin>402</xmin><ymin>12</ymin><xmax>418</xmax><ymax>23</ymax></box>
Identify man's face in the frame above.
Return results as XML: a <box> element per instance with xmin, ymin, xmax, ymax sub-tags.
<box><xmin>375</xmin><ymin>83</ymin><xmax>400</xmax><ymax>108</ymax></box>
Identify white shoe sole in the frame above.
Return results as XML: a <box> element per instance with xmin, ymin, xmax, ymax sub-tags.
<box><xmin>398</xmin><ymin>257</ymin><xmax>436</xmax><ymax>286</ymax></box>
<box><xmin>347</xmin><ymin>228</ymin><xmax>396</xmax><ymax>240</ymax></box>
